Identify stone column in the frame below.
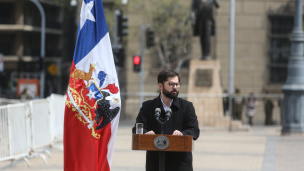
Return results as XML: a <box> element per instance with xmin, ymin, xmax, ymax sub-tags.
<box><xmin>15</xmin><ymin>0</ymin><xmax>24</xmax><ymax>56</ymax></box>
<box><xmin>15</xmin><ymin>0</ymin><xmax>24</xmax><ymax>25</ymax></box>
<box><xmin>281</xmin><ymin>0</ymin><xmax>304</xmax><ymax>134</ymax></box>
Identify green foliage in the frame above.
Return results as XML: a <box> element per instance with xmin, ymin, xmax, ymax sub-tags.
<box><xmin>147</xmin><ymin>0</ymin><xmax>192</xmax><ymax>71</ymax></box>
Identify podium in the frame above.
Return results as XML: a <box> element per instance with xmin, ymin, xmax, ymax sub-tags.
<box><xmin>132</xmin><ymin>134</ymin><xmax>193</xmax><ymax>171</ymax></box>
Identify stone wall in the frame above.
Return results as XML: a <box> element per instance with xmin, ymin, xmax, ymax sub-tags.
<box><xmin>215</xmin><ymin>0</ymin><xmax>290</xmax><ymax>94</ymax></box>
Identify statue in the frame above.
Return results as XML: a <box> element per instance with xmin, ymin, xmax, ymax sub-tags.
<box><xmin>191</xmin><ymin>0</ymin><xmax>220</xmax><ymax>60</ymax></box>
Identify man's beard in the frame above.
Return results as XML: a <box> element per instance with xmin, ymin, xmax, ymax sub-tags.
<box><xmin>163</xmin><ymin>88</ymin><xmax>179</xmax><ymax>99</ymax></box>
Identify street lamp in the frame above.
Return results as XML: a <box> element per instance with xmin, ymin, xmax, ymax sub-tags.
<box><xmin>29</xmin><ymin>0</ymin><xmax>45</xmax><ymax>98</ymax></box>
<box><xmin>281</xmin><ymin>0</ymin><xmax>304</xmax><ymax>134</ymax></box>
<box><xmin>228</xmin><ymin>0</ymin><xmax>235</xmax><ymax>132</ymax></box>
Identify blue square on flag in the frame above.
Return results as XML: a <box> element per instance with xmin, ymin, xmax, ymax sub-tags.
<box><xmin>87</xmin><ymin>83</ymin><xmax>103</xmax><ymax>101</ymax></box>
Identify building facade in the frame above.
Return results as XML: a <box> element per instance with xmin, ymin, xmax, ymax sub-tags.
<box><xmin>0</xmin><ymin>0</ymin><xmax>65</xmax><ymax>98</ymax></box>
<box><xmin>124</xmin><ymin>0</ymin><xmax>294</xmax><ymax>125</ymax></box>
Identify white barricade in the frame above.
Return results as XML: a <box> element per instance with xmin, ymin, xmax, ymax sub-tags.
<box><xmin>48</xmin><ymin>94</ymin><xmax>66</xmax><ymax>141</ymax></box>
<box><xmin>0</xmin><ymin>103</ymin><xmax>31</xmax><ymax>162</ymax></box>
<box><xmin>30</xmin><ymin>99</ymin><xmax>51</xmax><ymax>149</ymax></box>
<box><xmin>0</xmin><ymin>106</ymin><xmax>10</xmax><ymax>161</ymax></box>
<box><xmin>0</xmin><ymin>98</ymin><xmax>23</xmax><ymax>106</ymax></box>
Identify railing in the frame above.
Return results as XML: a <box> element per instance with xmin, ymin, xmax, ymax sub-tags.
<box><xmin>0</xmin><ymin>94</ymin><xmax>66</xmax><ymax>166</ymax></box>
<box><xmin>0</xmin><ymin>103</ymin><xmax>31</xmax><ymax>162</ymax></box>
<box><xmin>30</xmin><ymin>99</ymin><xmax>52</xmax><ymax>149</ymax></box>
<box><xmin>0</xmin><ymin>106</ymin><xmax>10</xmax><ymax>160</ymax></box>
<box><xmin>121</xmin><ymin>93</ymin><xmax>284</xmax><ymax>126</ymax></box>
<box><xmin>0</xmin><ymin>98</ymin><xmax>24</xmax><ymax>106</ymax></box>
<box><xmin>48</xmin><ymin>94</ymin><xmax>65</xmax><ymax>141</ymax></box>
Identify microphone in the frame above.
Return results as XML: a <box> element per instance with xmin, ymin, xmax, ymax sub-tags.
<box><xmin>155</xmin><ymin>108</ymin><xmax>161</xmax><ymax>120</ymax></box>
<box><xmin>165</xmin><ymin>108</ymin><xmax>172</xmax><ymax>121</ymax></box>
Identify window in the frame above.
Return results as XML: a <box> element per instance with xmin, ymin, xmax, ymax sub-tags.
<box><xmin>268</xmin><ymin>15</ymin><xmax>293</xmax><ymax>84</ymax></box>
<box><xmin>0</xmin><ymin>3</ymin><xmax>14</xmax><ymax>24</ymax></box>
<box><xmin>0</xmin><ymin>34</ymin><xmax>15</xmax><ymax>55</ymax></box>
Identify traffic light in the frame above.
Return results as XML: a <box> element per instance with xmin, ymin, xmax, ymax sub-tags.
<box><xmin>146</xmin><ymin>28</ymin><xmax>155</xmax><ymax>48</ymax></box>
<box><xmin>133</xmin><ymin>55</ymin><xmax>141</xmax><ymax>72</ymax></box>
<box><xmin>113</xmin><ymin>47</ymin><xmax>125</xmax><ymax>67</ymax></box>
<box><xmin>115</xmin><ymin>9</ymin><xmax>128</xmax><ymax>42</ymax></box>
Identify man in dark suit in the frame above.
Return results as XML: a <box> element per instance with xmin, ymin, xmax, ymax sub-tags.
<box><xmin>132</xmin><ymin>69</ymin><xmax>200</xmax><ymax>171</ymax></box>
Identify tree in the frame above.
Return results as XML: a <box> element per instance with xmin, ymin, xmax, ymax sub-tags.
<box><xmin>147</xmin><ymin>0</ymin><xmax>192</xmax><ymax>72</ymax></box>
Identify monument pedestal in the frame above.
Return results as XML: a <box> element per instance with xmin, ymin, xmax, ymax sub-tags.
<box><xmin>187</xmin><ymin>60</ymin><xmax>241</xmax><ymax>127</ymax></box>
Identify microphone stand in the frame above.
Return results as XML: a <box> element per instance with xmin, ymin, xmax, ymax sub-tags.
<box><xmin>155</xmin><ymin>109</ymin><xmax>171</xmax><ymax>171</ymax></box>
<box><xmin>155</xmin><ymin>113</ymin><xmax>170</xmax><ymax>135</ymax></box>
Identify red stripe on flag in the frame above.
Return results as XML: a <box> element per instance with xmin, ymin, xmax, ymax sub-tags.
<box><xmin>97</xmin><ymin>123</ymin><xmax>111</xmax><ymax>171</ymax></box>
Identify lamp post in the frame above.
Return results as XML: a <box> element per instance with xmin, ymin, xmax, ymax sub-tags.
<box><xmin>228</xmin><ymin>0</ymin><xmax>235</xmax><ymax>131</ymax></box>
<box><xmin>29</xmin><ymin>0</ymin><xmax>45</xmax><ymax>98</ymax></box>
<box><xmin>281</xmin><ymin>0</ymin><xmax>304</xmax><ymax>134</ymax></box>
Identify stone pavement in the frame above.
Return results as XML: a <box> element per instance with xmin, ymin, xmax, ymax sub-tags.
<box><xmin>1</xmin><ymin>121</ymin><xmax>304</xmax><ymax>171</ymax></box>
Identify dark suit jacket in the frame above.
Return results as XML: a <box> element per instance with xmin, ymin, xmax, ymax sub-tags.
<box><xmin>132</xmin><ymin>95</ymin><xmax>200</xmax><ymax>171</ymax></box>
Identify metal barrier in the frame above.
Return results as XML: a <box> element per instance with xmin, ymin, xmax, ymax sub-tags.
<box><xmin>0</xmin><ymin>98</ymin><xmax>25</xmax><ymax>106</ymax></box>
<box><xmin>0</xmin><ymin>94</ymin><xmax>66</xmax><ymax>166</ymax></box>
<box><xmin>30</xmin><ymin>99</ymin><xmax>51</xmax><ymax>149</ymax></box>
<box><xmin>0</xmin><ymin>106</ymin><xmax>10</xmax><ymax>161</ymax></box>
<box><xmin>48</xmin><ymin>94</ymin><xmax>66</xmax><ymax>142</ymax></box>
<box><xmin>0</xmin><ymin>103</ymin><xmax>31</xmax><ymax>162</ymax></box>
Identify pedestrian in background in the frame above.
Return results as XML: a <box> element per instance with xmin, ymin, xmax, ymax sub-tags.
<box><xmin>223</xmin><ymin>89</ymin><xmax>229</xmax><ymax>116</ymax></box>
<box><xmin>233</xmin><ymin>88</ymin><xmax>245</xmax><ymax>120</ymax></box>
<box><xmin>245</xmin><ymin>93</ymin><xmax>258</xmax><ymax>126</ymax></box>
<box><xmin>19</xmin><ymin>87</ymin><xmax>32</xmax><ymax>100</ymax></box>
<box><xmin>264</xmin><ymin>91</ymin><xmax>274</xmax><ymax>125</ymax></box>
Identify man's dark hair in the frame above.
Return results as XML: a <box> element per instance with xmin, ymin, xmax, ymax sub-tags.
<box><xmin>157</xmin><ymin>69</ymin><xmax>180</xmax><ymax>84</ymax></box>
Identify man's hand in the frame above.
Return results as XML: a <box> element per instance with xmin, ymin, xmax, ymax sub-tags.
<box><xmin>172</xmin><ymin>130</ymin><xmax>183</xmax><ymax>136</ymax></box>
<box><xmin>145</xmin><ymin>131</ymin><xmax>155</xmax><ymax>135</ymax></box>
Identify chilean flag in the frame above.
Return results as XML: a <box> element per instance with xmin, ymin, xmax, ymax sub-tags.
<box><xmin>64</xmin><ymin>0</ymin><xmax>121</xmax><ymax>170</ymax></box>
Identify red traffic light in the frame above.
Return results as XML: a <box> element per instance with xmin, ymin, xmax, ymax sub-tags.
<box><xmin>133</xmin><ymin>56</ymin><xmax>141</xmax><ymax>65</ymax></box>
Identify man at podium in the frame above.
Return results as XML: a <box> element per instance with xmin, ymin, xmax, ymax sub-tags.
<box><xmin>132</xmin><ymin>69</ymin><xmax>200</xmax><ymax>171</ymax></box>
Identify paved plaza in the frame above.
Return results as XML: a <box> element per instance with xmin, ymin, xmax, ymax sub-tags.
<box><xmin>1</xmin><ymin>121</ymin><xmax>304</xmax><ymax>171</ymax></box>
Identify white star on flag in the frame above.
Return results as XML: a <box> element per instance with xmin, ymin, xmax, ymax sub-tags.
<box><xmin>86</xmin><ymin>89</ymin><xmax>96</xmax><ymax>100</ymax></box>
<box><xmin>80</xmin><ymin>0</ymin><xmax>95</xmax><ymax>30</ymax></box>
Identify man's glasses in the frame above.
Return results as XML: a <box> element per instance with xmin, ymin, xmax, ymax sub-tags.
<box><xmin>163</xmin><ymin>82</ymin><xmax>181</xmax><ymax>88</ymax></box>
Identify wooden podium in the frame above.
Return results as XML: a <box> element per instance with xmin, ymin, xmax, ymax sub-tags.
<box><xmin>132</xmin><ymin>134</ymin><xmax>193</xmax><ymax>171</ymax></box>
